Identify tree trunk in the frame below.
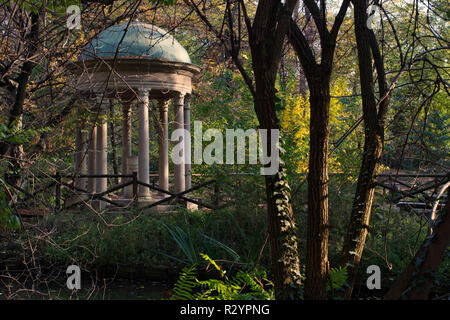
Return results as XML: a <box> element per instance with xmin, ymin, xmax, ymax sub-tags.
<box><xmin>304</xmin><ymin>80</ymin><xmax>331</xmax><ymax>300</ymax></box>
<box><xmin>247</xmin><ymin>0</ymin><xmax>301</xmax><ymax>299</ymax></box>
<box><xmin>0</xmin><ymin>13</ymin><xmax>39</xmax><ymax>158</ymax></box>
<box><xmin>252</xmin><ymin>68</ymin><xmax>302</xmax><ymax>300</ymax></box>
<box><xmin>6</xmin><ymin>117</ymin><xmax>24</xmax><ymax>189</ymax></box>
<box><xmin>384</xmin><ymin>187</ymin><xmax>450</xmax><ymax>299</ymax></box>
<box><xmin>287</xmin><ymin>0</ymin><xmax>352</xmax><ymax>297</ymax></box>
<box><xmin>340</xmin><ymin>0</ymin><xmax>390</xmax><ymax>299</ymax></box>
<box><xmin>2</xmin><ymin>13</ymin><xmax>39</xmax><ymax>191</ymax></box>
<box><xmin>265</xmin><ymin>168</ymin><xmax>302</xmax><ymax>300</ymax></box>
<box><xmin>185</xmin><ymin>0</ymin><xmax>301</xmax><ymax>299</ymax></box>
<box><xmin>340</xmin><ymin>129</ymin><xmax>383</xmax><ymax>298</ymax></box>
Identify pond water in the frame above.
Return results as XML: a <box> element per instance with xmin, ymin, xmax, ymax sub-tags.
<box><xmin>93</xmin><ymin>279</ymin><xmax>173</xmax><ymax>300</ymax></box>
<box><xmin>0</xmin><ymin>279</ymin><xmax>174</xmax><ymax>300</ymax></box>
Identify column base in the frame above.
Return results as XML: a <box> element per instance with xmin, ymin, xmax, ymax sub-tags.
<box><xmin>64</xmin><ymin>193</ymin><xmax>89</xmax><ymax>208</ymax></box>
<box><xmin>138</xmin><ymin>188</ymin><xmax>151</xmax><ymax>199</ymax></box>
<box><xmin>158</xmin><ymin>191</ymin><xmax>170</xmax><ymax>198</ymax></box>
<box><xmin>138</xmin><ymin>194</ymin><xmax>153</xmax><ymax>202</ymax></box>
<box><xmin>172</xmin><ymin>198</ymin><xmax>198</xmax><ymax>211</ymax></box>
<box><xmin>92</xmin><ymin>200</ymin><xmax>107</xmax><ymax>211</ymax></box>
<box><xmin>185</xmin><ymin>201</ymin><xmax>198</xmax><ymax>211</ymax></box>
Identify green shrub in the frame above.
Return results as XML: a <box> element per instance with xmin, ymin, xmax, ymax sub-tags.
<box><xmin>41</xmin><ymin>206</ymin><xmax>268</xmax><ymax>272</ymax></box>
<box><xmin>171</xmin><ymin>253</ymin><xmax>274</xmax><ymax>300</ymax></box>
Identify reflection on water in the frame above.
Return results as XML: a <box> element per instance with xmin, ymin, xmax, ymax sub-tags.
<box><xmin>0</xmin><ymin>279</ymin><xmax>174</xmax><ymax>300</ymax></box>
<box><xmin>96</xmin><ymin>279</ymin><xmax>173</xmax><ymax>300</ymax></box>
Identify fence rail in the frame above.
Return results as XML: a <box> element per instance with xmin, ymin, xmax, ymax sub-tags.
<box><xmin>4</xmin><ymin>172</ymin><xmax>221</xmax><ymax>215</ymax></box>
<box><xmin>4</xmin><ymin>172</ymin><xmax>448</xmax><ymax>217</ymax></box>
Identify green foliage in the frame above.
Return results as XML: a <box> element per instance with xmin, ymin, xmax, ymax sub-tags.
<box><xmin>0</xmin><ymin>187</ymin><xmax>20</xmax><ymax>231</ymax></box>
<box><xmin>161</xmin><ymin>221</ymin><xmax>241</xmax><ymax>266</ymax></box>
<box><xmin>42</xmin><ymin>207</ymin><xmax>268</xmax><ymax>271</ymax></box>
<box><xmin>162</xmin><ymin>223</ymin><xmax>199</xmax><ymax>265</ymax></box>
<box><xmin>356</xmin><ymin>202</ymin><xmax>450</xmax><ymax>293</ymax></box>
<box><xmin>171</xmin><ymin>265</ymin><xmax>198</xmax><ymax>300</ymax></box>
<box><xmin>0</xmin><ymin>122</ymin><xmax>48</xmax><ymax>146</ymax></box>
<box><xmin>16</xmin><ymin>0</ymin><xmax>81</xmax><ymax>14</ymax></box>
<box><xmin>327</xmin><ymin>266</ymin><xmax>348</xmax><ymax>291</ymax></box>
<box><xmin>170</xmin><ymin>254</ymin><xmax>274</xmax><ymax>300</ymax></box>
<box><xmin>15</xmin><ymin>0</ymin><xmax>176</xmax><ymax>16</ymax></box>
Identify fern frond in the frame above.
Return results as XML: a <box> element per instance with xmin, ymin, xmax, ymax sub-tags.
<box><xmin>171</xmin><ymin>265</ymin><xmax>198</xmax><ymax>300</ymax></box>
<box><xmin>199</xmin><ymin>253</ymin><xmax>227</xmax><ymax>279</ymax></box>
<box><xmin>327</xmin><ymin>266</ymin><xmax>348</xmax><ymax>291</ymax></box>
<box><xmin>170</xmin><ymin>254</ymin><xmax>274</xmax><ymax>301</ymax></box>
<box><xmin>232</xmin><ymin>270</ymin><xmax>274</xmax><ymax>300</ymax></box>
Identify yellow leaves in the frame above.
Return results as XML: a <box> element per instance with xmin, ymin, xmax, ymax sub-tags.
<box><xmin>330</xmin><ymin>79</ymin><xmax>352</xmax><ymax>128</ymax></box>
<box><xmin>280</xmin><ymin>79</ymin><xmax>355</xmax><ymax>174</ymax></box>
<box><xmin>280</xmin><ymin>91</ymin><xmax>309</xmax><ymax>128</ymax></box>
<box><xmin>378</xmin><ymin>164</ymin><xmax>390</xmax><ymax>174</ymax></box>
<box><xmin>280</xmin><ymin>93</ymin><xmax>310</xmax><ymax>174</ymax></box>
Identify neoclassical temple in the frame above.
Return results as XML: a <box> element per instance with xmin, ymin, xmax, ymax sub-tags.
<box><xmin>71</xmin><ymin>22</ymin><xmax>200</xmax><ymax>208</ymax></box>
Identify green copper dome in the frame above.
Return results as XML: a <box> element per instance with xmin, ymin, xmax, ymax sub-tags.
<box><xmin>80</xmin><ymin>22</ymin><xmax>192</xmax><ymax>63</ymax></box>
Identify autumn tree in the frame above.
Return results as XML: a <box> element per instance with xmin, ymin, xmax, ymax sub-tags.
<box><xmin>287</xmin><ymin>0</ymin><xmax>351</xmax><ymax>299</ymax></box>
<box><xmin>182</xmin><ymin>0</ymin><xmax>303</xmax><ymax>299</ymax></box>
<box><xmin>340</xmin><ymin>0</ymin><xmax>449</xmax><ymax>298</ymax></box>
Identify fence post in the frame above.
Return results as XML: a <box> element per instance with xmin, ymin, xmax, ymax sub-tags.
<box><xmin>132</xmin><ymin>171</ymin><xmax>138</xmax><ymax>206</ymax></box>
<box><xmin>55</xmin><ymin>173</ymin><xmax>61</xmax><ymax>213</ymax></box>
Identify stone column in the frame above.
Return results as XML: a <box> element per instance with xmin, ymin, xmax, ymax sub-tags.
<box><xmin>138</xmin><ymin>89</ymin><xmax>151</xmax><ymax>199</ymax></box>
<box><xmin>74</xmin><ymin>115</ymin><xmax>88</xmax><ymax>191</ymax></box>
<box><xmin>87</xmin><ymin>126</ymin><xmax>97</xmax><ymax>194</ymax></box>
<box><xmin>158</xmin><ymin>99</ymin><xmax>170</xmax><ymax>196</ymax></box>
<box><xmin>127</xmin><ymin>156</ymin><xmax>138</xmax><ymax>199</ymax></box>
<box><xmin>122</xmin><ymin>102</ymin><xmax>132</xmax><ymax>197</ymax></box>
<box><xmin>173</xmin><ymin>92</ymin><xmax>185</xmax><ymax>194</ymax></box>
<box><xmin>184</xmin><ymin>95</ymin><xmax>192</xmax><ymax>191</ymax></box>
<box><xmin>96</xmin><ymin>99</ymin><xmax>108</xmax><ymax>209</ymax></box>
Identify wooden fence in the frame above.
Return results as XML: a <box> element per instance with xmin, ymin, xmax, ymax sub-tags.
<box><xmin>5</xmin><ymin>173</ymin><xmax>221</xmax><ymax>214</ymax></box>
<box><xmin>4</xmin><ymin>172</ymin><xmax>448</xmax><ymax>217</ymax></box>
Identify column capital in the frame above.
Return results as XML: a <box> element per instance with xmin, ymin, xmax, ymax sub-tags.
<box><xmin>173</xmin><ymin>92</ymin><xmax>185</xmax><ymax>105</ymax></box>
<box><xmin>184</xmin><ymin>95</ymin><xmax>191</xmax><ymax>110</ymax></box>
<box><xmin>137</xmin><ymin>88</ymin><xmax>150</xmax><ymax>101</ymax></box>
<box><xmin>158</xmin><ymin>98</ymin><xmax>170</xmax><ymax>112</ymax></box>
<box><xmin>94</xmin><ymin>97</ymin><xmax>108</xmax><ymax>124</ymax></box>
<box><xmin>95</xmin><ymin>94</ymin><xmax>110</xmax><ymax>108</ymax></box>
<box><xmin>120</xmin><ymin>99</ymin><xmax>134</xmax><ymax>107</ymax></box>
